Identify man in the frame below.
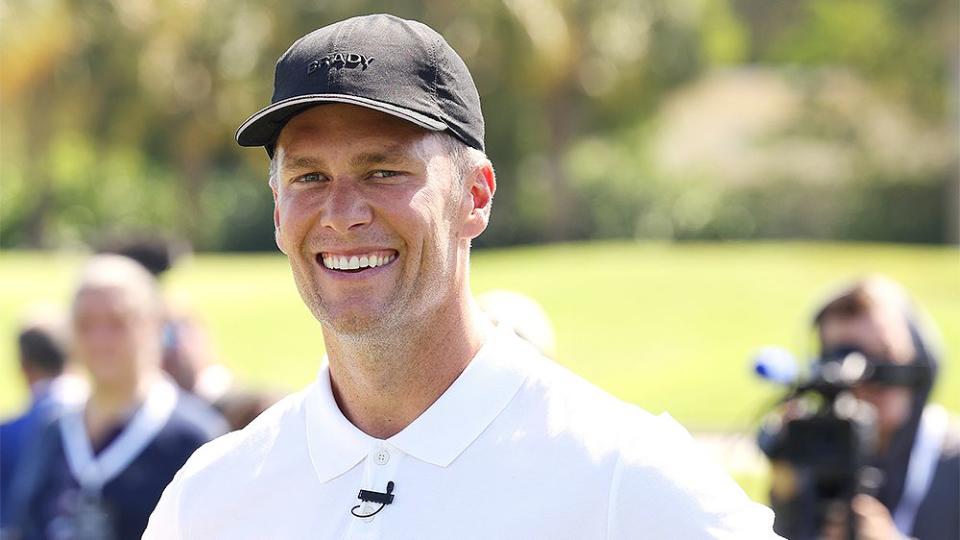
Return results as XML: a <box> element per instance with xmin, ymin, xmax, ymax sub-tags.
<box><xmin>8</xmin><ymin>255</ymin><xmax>227</xmax><ymax>539</ymax></box>
<box><xmin>768</xmin><ymin>276</ymin><xmax>958</xmax><ymax>539</ymax></box>
<box><xmin>1</xmin><ymin>308</ymin><xmax>87</xmax><ymax>529</ymax></box>
<box><xmin>145</xmin><ymin>14</ymin><xmax>778</xmax><ymax>538</ymax></box>
<box><xmin>97</xmin><ymin>233</ymin><xmax>271</xmax><ymax>431</ymax></box>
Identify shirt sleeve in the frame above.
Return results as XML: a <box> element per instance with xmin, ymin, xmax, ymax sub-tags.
<box><xmin>143</xmin><ymin>467</ymin><xmax>185</xmax><ymax>539</ymax></box>
<box><xmin>607</xmin><ymin>413</ymin><xmax>782</xmax><ymax>539</ymax></box>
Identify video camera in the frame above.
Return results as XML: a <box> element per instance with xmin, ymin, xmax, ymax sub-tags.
<box><xmin>753</xmin><ymin>346</ymin><xmax>931</xmax><ymax>539</ymax></box>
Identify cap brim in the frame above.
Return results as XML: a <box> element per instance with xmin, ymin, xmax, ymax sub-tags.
<box><xmin>235</xmin><ymin>94</ymin><xmax>448</xmax><ymax>150</ymax></box>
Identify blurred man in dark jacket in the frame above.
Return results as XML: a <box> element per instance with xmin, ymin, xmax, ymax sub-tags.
<box><xmin>770</xmin><ymin>276</ymin><xmax>959</xmax><ymax>540</ymax></box>
<box><xmin>1</xmin><ymin>308</ymin><xmax>87</xmax><ymax>530</ymax></box>
<box><xmin>6</xmin><ymin>255</ymin><xmax>227</xmax><ymax>540</ymax></box>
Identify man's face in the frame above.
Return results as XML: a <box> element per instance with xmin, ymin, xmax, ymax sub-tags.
<box><xmin>272</xmin><ymin>104</ymin><xmax>472</xmax><ymax>336</ymax></box>
<box><xmin>72</xmin><ymin>286</ymin><xmax>159</xmax><ymax>387</ymax></box>
<box><xmin>819</xmin><ymin>308</ymin><xmax>916</xmax><ymax>444</ymax></box>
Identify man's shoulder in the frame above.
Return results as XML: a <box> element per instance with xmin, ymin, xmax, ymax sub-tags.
<box><xmin>495</xmin><ymin>331</ymin><xmax>727</xmax><ymax>463</ymax></box>
<box><xmin>497</xmin><ymin>341</ymin><xmax>779</xmax><ymax>536</ymax></box>
<box><xmin>938</xmin><ymin>406</ymin><xmax>960</xmax><ymax>454</ymax></box>
<box><xmin>509</xmin><ymin>344</ymin><xmax>658</xmax><ymax>447</ymax></box>
<box><xmin>0</xmin><ymin>412</ymin><xmax>30</xmax><ymax>441</ymax></box>
<box><xmin>173</xmin><ymin>385</ymin><xmax>312</xmax><ymax>487</ymax></box>
<box><xmin>0</xmin><ymin>397</ymin><xmax>57</xmax><ymax>438</ymax></box>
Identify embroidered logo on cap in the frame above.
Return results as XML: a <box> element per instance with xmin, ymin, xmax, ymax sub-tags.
<box><xmin>307</xmin><ymin>53</ymin><xmax>374</xmax><ymax>74</ymax></box>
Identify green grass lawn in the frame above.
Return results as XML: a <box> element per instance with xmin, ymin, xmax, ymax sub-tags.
<box><xmin>2</xmin><ymin>241</ymin><xmax>958</xmax><ymax>435</ymax></box>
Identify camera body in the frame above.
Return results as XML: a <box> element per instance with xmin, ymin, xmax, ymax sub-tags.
<box><xmin>756</xmin><ymin>347</ymin><xmax>928</xmax><ymax>539</ymax></box>
<box><xmin>760</xmin><ymin>397</ymin><xmax>877</xmax><ymax>539</ymax></box>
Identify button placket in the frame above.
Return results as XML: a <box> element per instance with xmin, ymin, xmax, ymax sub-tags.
<box><xmin>347</xmin><ymin>442</ymin><xmax>403</xmax><ymax>536</ymax></box>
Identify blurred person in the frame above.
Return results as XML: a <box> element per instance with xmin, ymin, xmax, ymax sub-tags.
<box><xmin>94</xmin><ymin>231</ymin><xmax>187</xmax><ymax>278</ymax></box>
<box><xmin>766</xmin><ymin>276</ymin><xmax>958</xmax><ymax>540</ymax></box>
<box><xmin>145</xmin><ymin>14</ymin><xmax>779</xmax><ymax>539</ymax></box>
<box><xmin>211</xmin><ymin>389</ymin><xmax>283</xmax><ymax>432</ymax></box>
<box><xmin>162</xmin><ymin>306</ymin><xmax>283</xmax><ymax>431</ymax></box>
<box><xmin>1</xmin><ymin>307</ymin><xmax>87</xmax><ymax>529</ymax></box>
<box><xmin>160</xmin><ymin>307</ymin><xmax>234</xmax><ymax>405</ymax></box>
<box><xmin>6</xmin><ymin>255</ymin><xmax>227</xmax><ymax>540</ymax></box>
<box><xmin>96</xmin><ymin>233</ymin><xmax>256</xmax><ymax>424</ymax></box>
<box><xmin>476</xmin><ymin>289</ymin><xmax>557</xmax><ymax>357</ymax></box>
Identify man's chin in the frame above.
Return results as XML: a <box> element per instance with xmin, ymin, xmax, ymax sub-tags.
<box><xmin>313</xmin><ymin>304</ymin><xmax>397</xmax><ymax>336</ymax></box>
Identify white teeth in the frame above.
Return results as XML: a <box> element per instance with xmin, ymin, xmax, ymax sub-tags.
<box><xmin>323</xmin><ymin>252</ymin><xmax>395</xmax><ymax>270</ymax></box>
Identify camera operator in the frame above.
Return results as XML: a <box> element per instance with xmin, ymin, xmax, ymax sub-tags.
<box><xmin>767</xmin><ymin>276</ymin><xmax>959</xmax><ymax>539</ymax></box>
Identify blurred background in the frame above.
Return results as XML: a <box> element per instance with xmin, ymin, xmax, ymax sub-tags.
<box><xmin>1</xmin><ymin>0</ymin><xmax>958</xmax><ymax>497</ymax></box>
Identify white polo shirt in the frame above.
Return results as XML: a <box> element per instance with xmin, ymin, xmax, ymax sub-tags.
<box><xmin>144</xmin><ymin>328</ymin><xmax>779</xmax><ymax>539</ymax></box>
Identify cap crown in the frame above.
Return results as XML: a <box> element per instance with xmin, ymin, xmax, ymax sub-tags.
<box><xmin>238</xmin><ymin>14</ymin><xmax>484</xmax><ymax>153</ymax></box>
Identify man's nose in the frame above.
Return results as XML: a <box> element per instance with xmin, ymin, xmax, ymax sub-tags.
<box><xmin>319</xmin><ymin>180</ymin><xmax>372</xmax><ymax>233</ymax></box>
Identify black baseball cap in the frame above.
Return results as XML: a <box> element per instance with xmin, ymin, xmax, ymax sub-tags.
<box><xmin>236</xmin><ymin>14</ymin><xmax>484</xmax><ymax>156</ymax></box>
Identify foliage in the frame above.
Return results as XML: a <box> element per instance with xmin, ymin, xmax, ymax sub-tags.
<box><xmin>0</xmin><ymin>0</ymin><xmax>956</xmax><ymax>250</ymax></box>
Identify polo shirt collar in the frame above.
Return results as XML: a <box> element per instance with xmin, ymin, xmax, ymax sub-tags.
<box><xmin>304</xmin><ymin>327</ymin><xmax>529</xmax><ymax>483</ymax></box>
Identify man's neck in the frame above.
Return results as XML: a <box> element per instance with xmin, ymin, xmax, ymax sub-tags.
<box><xmin>324</xmin><ymin>299</ymin><xmax>491</xmax><ymax>439</ymax></box>
<box><xmin>84</xmin><ymin>371</ymin><xmax>157</xmax><ymax>443</ymax></box>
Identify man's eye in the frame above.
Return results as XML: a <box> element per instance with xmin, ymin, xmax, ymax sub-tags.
<box><xmin>295</xmin><ymin>173</ymin><xmax>325</xmax><ymax>183</ymax></box>
<box><xmin>370</xmin><ymin>170</ymin><xmax>402</xmax><ymax>179</ymax></box>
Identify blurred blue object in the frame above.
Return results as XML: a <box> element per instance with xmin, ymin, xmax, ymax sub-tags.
<box><xmin>753</xmin><ymin>346</ymin><xmax>799</xmax><ymax>385</ymax></box>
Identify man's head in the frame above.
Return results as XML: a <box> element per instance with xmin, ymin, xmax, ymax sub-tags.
<box><xmin>71</xmin><ymin>255</ymin><xmax>165</xmax><ymax>390</ymax></box>
<box><xmin>813</xmin><ymin>277</ymin><xmax>922</xmax><ymax>446</ymax></box>
<box><xmin>238</xmin><ymin>15</ymin><xmax>495</xmax><ymax>338</ymax></box>
<box><xmin>17</xmin><ymin>305</ymin><xmax>69</xmax><ymax>386</ymax></box>
<box><xmin>270</xmin><ymin>103</ymin><xmax>493</xmax><ymax>336</ymax></box>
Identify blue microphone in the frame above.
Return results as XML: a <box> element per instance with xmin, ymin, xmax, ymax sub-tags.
<box><xmin>752</xmin><ymin>346</ymin><xmax>799</xmax><ymax>385</ymax></box>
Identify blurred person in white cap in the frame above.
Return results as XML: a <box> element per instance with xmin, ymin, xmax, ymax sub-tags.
<box><xmin>6</xmin><ymin>255</ymin><xmax>227</xmax><ymax>540</ymax></box>
<box><xmin>476</xmin><ymin>289</ymin><xmax>557</xmax><ymax>358</ymax></box>
<box><xmin>145</xmin><ymin>13</ymin><xmax>780</xmax><ymax>539</ymax></box>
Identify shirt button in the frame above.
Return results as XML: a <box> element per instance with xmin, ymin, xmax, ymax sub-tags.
<box><xmin>374</xmin><ymin>448</ymin><xmax>390</xmax><ymax>465</ymax></box>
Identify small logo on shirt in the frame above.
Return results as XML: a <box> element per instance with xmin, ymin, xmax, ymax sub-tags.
<box><xmin>307</xmin><ymin>53</ymin><xmax>374</xmax><ymax>74</ymax></box>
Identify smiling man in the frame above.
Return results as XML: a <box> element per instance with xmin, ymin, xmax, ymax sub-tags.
<box><xmin>144</xmin><ymin>14</ymin><xmax>780</xmax><ymax>539</ymax></box>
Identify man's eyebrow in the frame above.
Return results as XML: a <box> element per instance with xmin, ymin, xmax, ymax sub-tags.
<box><xmin>280</xmin><ymin>145</ymin><xmax>414</xmax><ymax>172</ymax></box>
<box><xmin>348</xmin><ymin>145</ymin><xmax>413</xmax><ymax>169</ymax></box>
<box><xmin>281</xmin><ymin>154</ymin><xmax>326</xmax><ymax>172</ymax></box>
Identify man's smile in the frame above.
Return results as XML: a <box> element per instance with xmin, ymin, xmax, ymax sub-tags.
<box><xmin>317</xmin><ymin>249</ymin><xmax>399</xmax><ymax>274</ymax></box>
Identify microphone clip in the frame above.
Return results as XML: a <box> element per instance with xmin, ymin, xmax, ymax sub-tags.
<box><xmin>351</xmin><ymin>481</ymin><xmax>395</xmax><ymax>518</ymax></box>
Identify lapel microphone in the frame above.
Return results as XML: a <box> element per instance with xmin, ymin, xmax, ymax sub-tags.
<box><xmin>351</xmin><ymin>481</ymin><xmax>395</xmax><ymax>518</ymax></box>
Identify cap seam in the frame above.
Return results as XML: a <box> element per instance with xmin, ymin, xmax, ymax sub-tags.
<box><xmin>429</xmin><ymin>37</ymin><xmax>440</xmax><ymax>110</ymax></box>
<box><xmin>276</xmin><ymin>27</ymin><xmax>319</xmax><ymax>68</ymax></box>
<box><xmin>330</xmin><ymin>16</ymin><xmax>350</xmax><ymax>89</ymax></box>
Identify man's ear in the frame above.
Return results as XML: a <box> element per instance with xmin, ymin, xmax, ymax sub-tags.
<box><xmin>462</xmin><ymin>159</ymin><xmax>496</xmax><ymax>240</ymax></box>
<box><xmin>271</xmin><ymin>184</ymin><xmax>287</xmax><ymax>255</ymax></box>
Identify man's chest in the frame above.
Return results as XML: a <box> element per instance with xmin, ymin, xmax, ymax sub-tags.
<box><xmin>184</xmin><ymin>453</ymin><xmax>613</xmax><ymax>540</ymax></box>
